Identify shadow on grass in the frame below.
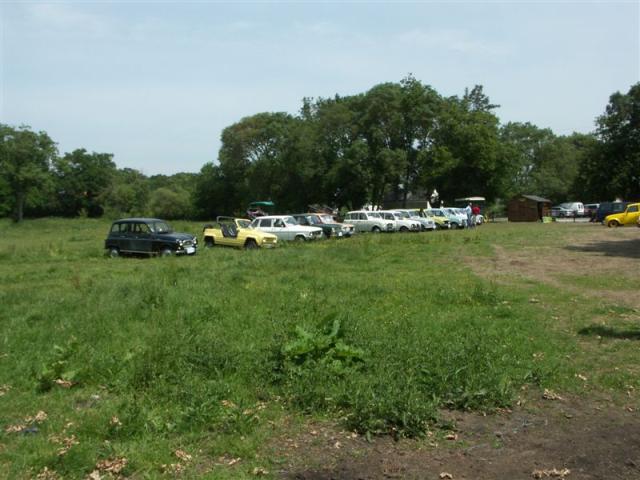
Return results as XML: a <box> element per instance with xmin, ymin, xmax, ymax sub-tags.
<box><xmin>565</xmin><ymin>237</ymin><xmax>640</xmax><ymax>259</ymax></box>
<box><xmin>578</xmin><ymin>325</ymin><xmax>640</xmax><ymax>340</ymax></box>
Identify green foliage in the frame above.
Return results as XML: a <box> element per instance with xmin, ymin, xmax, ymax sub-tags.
<box><xmin>53</xmin><ymin>149</ymin><xmax>116</xmax><ymax>217</ymax></box>
<box><xmin>0</xmin><ymin>124</ymin><xmax>57</xmax><ymax>221</ymax></box>
<box><xmin>577</xmin><ymin>82</ymin><xmax>640</xmax><ymax>200</ymax></box>
<box><xmin>1</xmin><ymin>218</ymin><xmax>638</xmax><ymax>477</ymax></box>
<box><xmin>35</xmin><ymin>338</ymin><xmax>80</xmax><ymax>393</ymax></box>
<box><xmin>280</xmin><ymin>316</ymin><xmax>365</xmax><ymax>371</ymax></box>
<box><xmin>148</xmin><ymin>187</ymin><xmax>192</xmax><ymax>219</ymax></box>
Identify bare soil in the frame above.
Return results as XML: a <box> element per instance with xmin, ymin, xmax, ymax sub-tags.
<box><xmin>276</xmin><ymin>395</ymin><xmax>639</xmax><ymax>480</ymax></box>
<box><xmin>468</xmin><ymin>224</ymin><xmax>640</xmax><ymax>309</ymax></box>
<box><xmin>274</xmin><ymin>225</ymin><xmax>640</xmax><ymax>480</ymax></box>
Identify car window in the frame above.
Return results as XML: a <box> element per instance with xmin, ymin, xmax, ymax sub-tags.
<box><xmin>628</xmin><ymin>205</ymin><xmax>639</xmax><ymax>213</ymax></box>
<box><xmin>274</xmin><ymin>219</ymin><xmax>285</xmax><ymax>228</ymax></box>
<box><xmin>359</xmin><ymin>213</ymin><xmax>367</xmax><ymax>220</ymax></box>
<box><xmin>259</xmin><ymin>218</ymin><xmax>272</xmax><ymax>227</ymax></box>
<box><xmin>111</xmin><ymin>223</ymin><xmax>122</xmax><ymax>233</ymax></box>
<box><xmin>134</xmin><ymin>223</ymin><xmax>151</xmax><ymax>234</ymax></box>
<box><xmin>345</xmin><ymin>213</ymin><xmax>352</xmax><ymax>220</ymax></box>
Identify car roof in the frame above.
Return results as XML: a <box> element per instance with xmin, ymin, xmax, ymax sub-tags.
<box><xmin>112</xmin><ymin>218</ymin><xmax>164</xmax><ymax>223</ymax></box>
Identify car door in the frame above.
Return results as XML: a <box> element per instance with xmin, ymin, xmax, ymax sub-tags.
<box><xmin>109</xmin><ymin>222</ymin><xmax>129</xmax><ymax>252</ymax></box>
<box><xmin>257</xmin><ymin>218</ymin><xmax>274</xmax><ymax>236</ymax></box>
<box><xmin>345</xmin><ymin>213</ymin><xmax>358</xmax><ymax>231</ymax></box>
<box><xmin>624</xmin><ymin>204</ymin><xmax>639</xmax><ymax>225</ymax></box>
<box><xmin>130</xmin><ymin>222</ymin><xmax>154</xmax><ymax>254</ymax></box>
<box><xmin>359</xmin><ymin>213</ymin><xmax>370</xmax><ymax>231</ymax></box>
<box><xmin>274</xmin><ymin>218</ymin><xmax>292</xmax><ymax>240</ymax></box>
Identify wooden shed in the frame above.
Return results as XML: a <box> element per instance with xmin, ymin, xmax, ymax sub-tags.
<box><xmin>508</xmin><ymin>195</ymin><xmax>552</xmax><ymax>222</ymax></box>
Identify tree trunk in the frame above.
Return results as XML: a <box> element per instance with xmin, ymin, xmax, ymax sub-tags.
<box><xmin>13</xmin><ymin>191</ymin><xmax>25</xmax><ymax>223</ymax></box>
<box><xmin>402</xmin><ymin>183</ymin><xmax>408</xmax><ymax>208</ymax></box>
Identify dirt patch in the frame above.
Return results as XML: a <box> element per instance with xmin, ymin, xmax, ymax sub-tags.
<box><xmin>275</xmin><ymin>396</ymin><xmax>639</xmax><ymax>480</ymax></box>
<box><xmin>468</xmin><ymin>225</ymin><xmax>640</xmax><ymax>310</ymax></box>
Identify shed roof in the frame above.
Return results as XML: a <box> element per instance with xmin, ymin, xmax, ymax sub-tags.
<box><xmin>519</xmin><ymin>194</ymin><xmax>552</xmax><ymax>203</ymax></box>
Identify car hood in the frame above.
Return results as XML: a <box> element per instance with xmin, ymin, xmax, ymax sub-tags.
<box><xmin>248</xmin><ymin>229</ymin><xmax>278</xmax><ymax>240</ymax></box>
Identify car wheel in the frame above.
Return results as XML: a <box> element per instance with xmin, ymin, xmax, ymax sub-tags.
<box><xmin>371</xmin><ymin>226</ymin><xmax>381</xmax><ymax>233</ymax></box>
<box><xmin>399</xmin><ymin>226</ymin><xmax>408</xmax><ymax>232</ymax></box>
<box><xmin>607</xmin><ymin>220</ymin><xmax>620</xmax><ymax>228</ymax></box>
<box><xmin>160</xmin><ymin>247</ymin><xmax>173</xmax><ymax>257</ymax></box>
<box><xmin>294</xmin><ymin>235</ymin><xmax>306</xmax><ymax>242</ymax></box>
<box><xmin>107</xmin><ymin>247</ymin><xmax>119</xmax><ymax>258</ymax></box>
<box><xmin>204</xmin><ymin>237</ymin><xmax>214</xmax><ymax>247</ymax></box>
<box><xmin>245</xmin><ymin>239</ymin><xmax>258</xmax><ymax>249</ymax></box>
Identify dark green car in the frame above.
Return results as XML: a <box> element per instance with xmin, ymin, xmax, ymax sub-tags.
<box><xmin>291</xmin><ymin>213</ymin><xmax>354</xmax><ymax>238</ymax></box>
<box><xmin>105</xmin><ymin>218</ymin><xmax>197</xmax><ymax>257</ymax></box>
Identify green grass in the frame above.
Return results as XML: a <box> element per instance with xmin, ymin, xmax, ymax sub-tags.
<box><xmin>0</xmin><ymin>219</ymin><xmax>637</xmax><ymax>478</ymax></box>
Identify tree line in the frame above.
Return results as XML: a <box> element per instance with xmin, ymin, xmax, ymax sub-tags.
<box><xmin>1</xmin><ymin>77</ymin><xmax>638</xmax><ymax>222</ymax></box>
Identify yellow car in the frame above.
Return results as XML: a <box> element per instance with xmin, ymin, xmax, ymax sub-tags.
<box><xmin>605</xmin><ymin>203</ymin><xmax>640</xmax><ymax>227</ymax></box>
<box><xmin>202</xmin><ymin>217</ymin><xmax>278</xmax><ymax>249</ymax></box>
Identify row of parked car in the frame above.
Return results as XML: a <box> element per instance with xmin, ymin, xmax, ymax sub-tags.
<box><xmin>550</xmin><ymin>201</ymin><xmax>640</xmax><ymax>227</ymax></box>
<box><xmin>104</xmin><ymin>208</ymin><xmax>483</xmax><ymax>256</ymax></box>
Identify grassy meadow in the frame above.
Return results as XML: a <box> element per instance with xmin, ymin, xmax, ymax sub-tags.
<box><xmin>0</xmin><ymin>218</ymin><xmax>638</xmax><ymax>478</ymax></box>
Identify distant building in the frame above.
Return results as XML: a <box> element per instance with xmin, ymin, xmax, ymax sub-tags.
<box><xmin>507</xmin><ymin>195</ymin><xmax>552</xmax><ymax>222</ymax></box>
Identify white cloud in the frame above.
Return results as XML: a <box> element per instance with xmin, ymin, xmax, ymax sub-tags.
<box><xmin>26</xmin><ymin>3</ymin><xmax>113</xmax><ymax>37</ymax></box>
<box><xmin>397</xmin><ymin>28</ymin><xmax>512</xmax><ymax>56</ymax></box>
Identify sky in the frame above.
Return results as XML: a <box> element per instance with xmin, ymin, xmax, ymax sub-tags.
<box><xmin>1</xmin><ymin>1</ymin><xmax>638</xmax><ymax>175</ymax></box>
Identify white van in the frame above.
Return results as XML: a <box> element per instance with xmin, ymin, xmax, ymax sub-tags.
<box><xmin>559</xmin><ymin>202</ymin><xmax>585</xmax><ymax>216</ymax></box>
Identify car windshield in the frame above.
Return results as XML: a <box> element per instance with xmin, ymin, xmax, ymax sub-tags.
<box><xmin>368</xmin><ymin>212</ymin><xmax>382</xmax><ymax>218</ymax></box>
<box><xmin>236</xmin><ymin>219</ymin><xmax>251</xmax><ymax>229</ymax></box>
<box><xmin>305</xmin><ymin>215</ymin><xmax>322</xmax><ymax>225</ymax></box>
<box><xmin>320</xmin><ymin>214</ymin><xmax>335</xmax><ymax>223</ymax></box>
<box><xmin>150</xmin><ymin>221</ymin><xmax>172</xmax><ymax>233</ymax></box>
<box><xmin>396</xmin><ymin>211</ymin><xmax>411</xmax><ymax>218</ymax></box>
<box><xmin>283</xmin><ymin>217</ymin><xmax>298</xmax><ymax>226</ymax></box>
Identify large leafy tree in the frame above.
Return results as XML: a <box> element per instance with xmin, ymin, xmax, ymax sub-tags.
<box><xmin>429</xmin><ymin>87</ymin><xmax>505</xmax><ymax>201</ymax></box>
<box><xmin>0</xmin><ymin>124</ymin><xmax>57</xmax><ymax>222</ymax></box>
<box><xmin>217</xmin><ymin>112</ymin><xmax>297</xmax><ymax>212</ymax></box>
<box><xmin>394</xmin><ymin>76</ymin><xmax>442</xmax><ymax>207</ymax></box>
<box><xmin>53</xmin><ymin>149</ymin><xmax>116</xmax><ymax>217</ymax></box>
<box><xmin>306</xmin><ymin>95</ymin><xmax>370</xmax><ymax>209</ymax></box>
<box><xmin>579</xmin><ymin>83</ymin><xmax>640</xmax><ymax>200</ymax></box>
<box><xmin>102</xmin><ymin>168</ymin><xmax>149</xmax><ymax>217</ymax></box>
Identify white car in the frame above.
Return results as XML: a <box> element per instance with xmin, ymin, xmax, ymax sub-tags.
<box><xmin>441</xmin><ymin>208</ymin><xmax>467</xmax><ymax>229</ymax></box>
<box><xmin>250</xmin><ymin>215</ymin><xmax>323</xmax><ymax>241</ymax></box>
<box><xmin>343</xmin><ymin>211</ymin><xmax>395</xmax><ymax>233</ymax></box>
<box><xmin>378</xmin><ymin>211</ymin><xmax>421</xmax><ymax>232</ymax></box>
<box><xmin>397</xmin><ymin>209</ymin><xmax>437</xmax><ymax>231</ymax></box>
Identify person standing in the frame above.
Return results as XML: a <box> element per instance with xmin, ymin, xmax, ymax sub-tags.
<box><xmin>465</xmin><ymin>202</ymin><xmax>473</xmax><ymax>228</ymax></box>
<box><xmin>472</xmin><ymin>204</ymin><xmax>481</xmax><ymax>226</ymax></box>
